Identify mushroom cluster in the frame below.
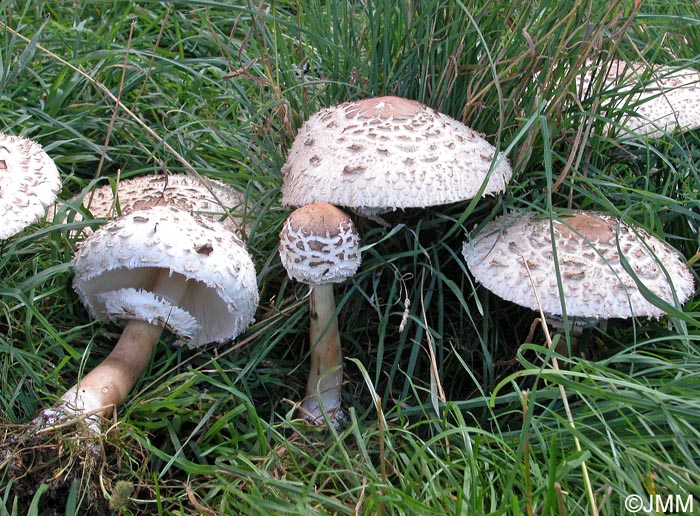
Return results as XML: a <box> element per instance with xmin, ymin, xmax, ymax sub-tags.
<box><xmin>13</xmin><ymin>87</ymin><xmax>694</xmax><ymax>439</ymax></box>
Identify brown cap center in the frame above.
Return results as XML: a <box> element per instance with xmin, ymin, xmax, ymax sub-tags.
<box><xmin>345</xmin><ymin>96</ymin><xmax>423</xmax><ymax>121</ymax></box>
<box><xmin>557</xmin><ymin>212</ymin><xmax>617</xmax><ymax>242</ymax></box>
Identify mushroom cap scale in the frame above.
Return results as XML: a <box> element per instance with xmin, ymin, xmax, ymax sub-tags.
<box><xmin>0</xmin><ymin>134</ymin><xmax>61</xmax><ymax>240</ymax></box>
<box><xmin>73</xmin><ymin>205</ymin><xmax>259</xmax><ymax>347</ymax></box>
<box><xmin>279</xmin><ymin>202</ymin><xmax>361</xmax><ymax>285</ymax></box>
<box><xmin>462</xmin><ymin>211</ymin><xmax>694</xmax><ymax>319</ymax></box>
<box><xmin>280</xmin><ymin>96</ymin><xmax>512</xmax><ymax>212</ymax></box>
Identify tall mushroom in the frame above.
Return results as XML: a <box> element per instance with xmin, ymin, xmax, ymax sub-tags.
<box><xmin>280</xmin><ymin>95</ymin><xmax>512</xmax><ymax>216</ymax></box>
<box><xmin>0</xmin><ymin>133</ymin><xmax>61</xmax><ymax>240</ymax></box>
<box><xmin>38</xmin><ymin>206</ymin><xmax>258</xmax><ymax>431</ymax></box>
<box><xmin>278</xmin><ymin>202</ymin><xmax>361</xmax><ymax>425</ymax></box>
<box><xmin>462</xmin><ymin>210</ymin><xmax>695</xmax><ymax>350</ymax></box>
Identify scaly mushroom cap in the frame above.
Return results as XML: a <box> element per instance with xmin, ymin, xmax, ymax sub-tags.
<box><xmin>462</xmin><ymin>210</ymin><xmax>694</xmax><ymax>319</ymax></box>
<box><xmin>578</xmin><ymin>59</ymin><xmax>700</xmax><ymax>138</ymax></box>
<box><xmin>280</xmin><ymin>96</ymin><xmax>512</xmax><ymax>212</ymax></box>
<box><xmin>53</xmin><ymin>174</ymin><xmax>247</xmax><ymax>235</ymax></box>
<box><xmin>73</xmin><ymin>205</ymin><xmax>259</xmax><ymax>347</ymax></box>
<box><xmin>0</xmin><ymin>134</ymin><xmax>61</xmax><ymax>240</ymax></box>
<box><xmin>279</xmin><ymin>202</ymin><xmax>361</xmax><ymax>285</ymax></box>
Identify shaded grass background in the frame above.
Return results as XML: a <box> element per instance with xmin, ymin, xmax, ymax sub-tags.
<box><xmin>0</xmin><ymin>0</ymin><xmax>699</xmax><ymax>514</ymax></box>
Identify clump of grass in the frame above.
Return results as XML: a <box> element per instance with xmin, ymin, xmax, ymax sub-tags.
<box><xmin>0</xmin><ymin>0</ymin><xmax>698</xmax><ymax>514</ymax></box>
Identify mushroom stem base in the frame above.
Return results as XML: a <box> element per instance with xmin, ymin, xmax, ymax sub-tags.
<box><xmin>39</xmin><ymin>319</ymin><xmax>163</xmax><ymax>432</ymax></box>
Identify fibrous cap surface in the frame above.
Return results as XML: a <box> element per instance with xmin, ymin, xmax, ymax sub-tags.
<box><xmin>462</xmin><ymin>210</ymin><xmax>694</xmax><ymax>319</ymax></box>
<box><xmin>73</xmin><ymin>205</ymin><xmax>259</xmax><ymax>347</ymax></box>
<box><xmin>281</xmin><ymin>96</ymin><xmax>512</xmax><ymax>211</ymax></box>
<box><xmin>279</xmin><ymin>202</ymin><xmax>361</xmax><ymax>285</ymax></box>
<box><xmin>0</xmin><ymin>133</ymin><xmax>61</xmax><ymax>239</ymax></box>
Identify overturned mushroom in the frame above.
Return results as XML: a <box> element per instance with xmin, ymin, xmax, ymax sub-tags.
<box><xmin>279</xmin><ymin>202</ymin><xmax>361</xmax><ymax>425</ymax></box>
<box><xmin>0</xmin><ymin>133</ymin><xmax>61</xmax><ymax>240</ymax></box>
<box><xmin>281</xmin><ymin>96</ymin><xmax>512</xmax><ymax>216</ymax></box>
<box><xmin>37</xmin><ymin>205</ymin><xmax>258</xmax><ymax>431</ymax></box>
<box><xmin>462</xmin><ymin>210</ymin><xmax>694</xmax><ymax>350</ymax></box>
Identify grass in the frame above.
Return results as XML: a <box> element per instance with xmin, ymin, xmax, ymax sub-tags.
<box><xmin>0</xmin><ymin>0</ymin><xmax>699</xmax><ymax>514</ymax></box>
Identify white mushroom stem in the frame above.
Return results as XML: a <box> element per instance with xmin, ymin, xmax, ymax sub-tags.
<box><xmin>301</xmin><ymin>283</ymin><xmax>344</xmax><ymax>423</ymax></box>
<box><xmin>55</xmin><ymin>319</ymin><xmax>163</xmax><ymax>421</ymax></box>
<box><xmin>38</xmin><ymin>269</ymin><xmax>190</xmax><ymax>431</ymax></box>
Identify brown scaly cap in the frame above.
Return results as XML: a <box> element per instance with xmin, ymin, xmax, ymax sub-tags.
<box><xmin>279</xmin><ymin>202</ymin><xmax>361</xmax><ymax>285</ymax></box>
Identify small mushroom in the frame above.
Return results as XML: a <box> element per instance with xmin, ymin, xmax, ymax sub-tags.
<box><xmin>281</xmin><ymin>96</ymin><xmax>512</xmax><ymax>215</ymax></box>
<box><xmin>0</xmin><ymin>133</ymin><xmax>61</xmax><ymax>240</ymax></box>
<box><xmin>278</xmin><ymin>202</ymin><xmax>361</xmax><ymax>425</ymax></box>
<box><xmin>462</xmin><ymin>210</ymin><xmax>695</xmax><ymax>349</ymax></box>
<box><xmin>37</xmin><ymin>205</ymin><xmax>258</xmax><ymax>431</ymax></box>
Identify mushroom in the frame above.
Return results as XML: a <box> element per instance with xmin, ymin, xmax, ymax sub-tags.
<box><xmin>576</xmin><ymin>59</ymin><xmax>700</xmax><ymax>138</ymax></box>
<box><xmin>280</xmin><ymin>95</ymin><xmax>512</xmax><ymax>216</ymax></box>
<box><xmin>50</xmin><ymin>173</ymin><xmax>249</xmax><ymax>237</ymax></box>
<box><xmin>462</xmin><ymin>210</ymin><xmax>695</xmax><ymax>350</ymax></box>
<box><xmin>278</xmin><ymin>202</ymin><xmax>361</xmax><ymax>425</ymax></box>
<box><xmin>38</xmin><ymin>205</ymin><xmax>259</xmax><ymax>431</ymax></box>
<box><xmin>0</xmin><ymin>133</ymin><xmax>61</xmax><ymax>240</ymax></box>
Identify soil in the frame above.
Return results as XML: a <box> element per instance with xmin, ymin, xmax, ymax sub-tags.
<box><xmin>1</xmin><ymin>422</ymin><xmax>117</xmax><ymax>515</ymax></box>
